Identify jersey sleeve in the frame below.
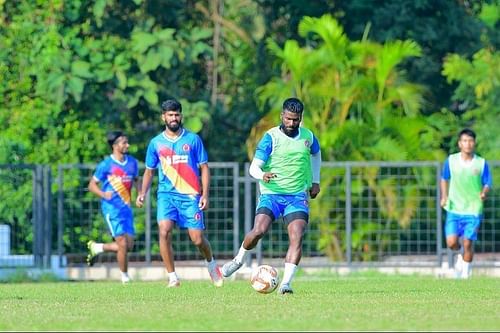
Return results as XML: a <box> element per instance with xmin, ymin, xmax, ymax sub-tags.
<box><xmin>195</xmin><ymin>135</ymin><xmax>208</xmax><ymax>165</ymax></box>
<box><xmin>254</xmin><ymin>133</ymin><xmax>273</xmax><ymax>162</ymax></box>
<box><xmin>482</xmin><ymin>161</ymin><xmax>493</xmax><ymax>188</ymax></box>
<box><xmin>145</xmin><ymin>140</ymin><xmax>159</xmax><ymax>169</ymax></box>
<box><xmin>93</xmin><ymin>160</ymin><xmax>107</xmax><ymax>183</ymax></box>
<box><xmin>132</xmin><ymin>157</ymin><xmax>139</xmax><ymax>178</ymax></box>
<box><xmin>310</xmin><ymin>133</ymin><xmax>320</xmax><ymax>154</ymax></box>
<box><xmin>441</xmin><ymin>158</ymin><xmax>451</xmax><ymax>181</ymax></box>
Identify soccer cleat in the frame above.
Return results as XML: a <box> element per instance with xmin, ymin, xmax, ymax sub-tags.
<box><xmin>221</xmin><ymin>259</ymin><xmax>243</xmax><ymax>278</ymax></box>
<box><xmin>208</xmin><ymin>264</ymin><xmax>224</xmax><ymax>287</ymax></box>
<box><xmin>86</xmin><ymin>240</ymin><xmax>98</xmax><ymax>267</ymax></box>
<box><xmin>167</xmin><ymin>279</ymin><xmax>181</xmax><ymax>288</ymax></box>
<box><xmin>121</xmin><ymin>276</ymin><xmax>131</xmax><ymax>284</ymax></box>
<box><xmin>278</xmin><ymin>284</ymin><xmax>294</xmax><ymax>295</ymax></box>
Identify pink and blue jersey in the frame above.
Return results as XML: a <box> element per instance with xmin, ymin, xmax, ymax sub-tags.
<box><xmin>145</xmin><ymin>129</ymin><xmax>208</xmax><ymax>196</ymax></box>
<box><xmin>92</xmin><ymin>155</ymin><xmax>139</xmax><ymax>236</ymax></box>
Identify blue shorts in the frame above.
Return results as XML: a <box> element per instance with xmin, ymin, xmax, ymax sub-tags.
<box><xmin>157</xmin><ymin>193</ymin><xmax>205</xmax><ymax>230</ymax></box>
<box><xmin>256</xmin><ymin>192</ymin><xmax>309</xmax><ymax>223</ymax></box>
<box><xmin>102</xmin><ymin>206</ymin><xmax>135</xmax><ymax>238</ymax></box>
<box><xmin>444</xmin><ymin>211</ymin><xmax>482</xmax><ymax>241</ymax></box>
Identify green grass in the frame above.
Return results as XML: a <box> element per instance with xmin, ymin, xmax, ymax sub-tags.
<box><xmin>0</xmin><ymin>273</ymin><xmax>499</xmax><ymax>331</ymax></box>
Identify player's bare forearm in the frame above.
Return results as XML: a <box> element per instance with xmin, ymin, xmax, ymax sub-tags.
<box><xmin>200</xmin><ymin>163</ymin><xmax>210</xmax><ymax>209</ymax></box>
<box><xmin>136</xmin><ymin>169</ymin><xmax>153</xmax><ymax>208</ymax></box>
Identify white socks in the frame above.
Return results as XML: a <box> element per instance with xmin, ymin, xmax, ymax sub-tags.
<box><xmin>281</xmin><ymin>262</ymin><xmax>298</xmax><ymax>286</ymax></box>
<box><xmin>462</xmin><ymin>261</ymin><xmax>471</xmax><ymax>279</ymax></box>
<box><xmin>121</xmin><ymin>272</ymin><xmax>130</xmax><ymax>283</ymax></box>
<box><xmin>234</xmin><ymin>244</ymin><xmax>249</xmax><ymax>264</ymax></box>
<box><xmin>207</xmin><ymin>257</ymin><xmax>217</xmax><ymax>270</ymax></box>
<box><xmin>92</xmin><ymin>242</ymin><xmax>104</xmax><ymax>254</ymax></box>
<box><xmin>168</xmin><ymin>271</ymin><xmax>179</xmax><ymax>282</ymax></box>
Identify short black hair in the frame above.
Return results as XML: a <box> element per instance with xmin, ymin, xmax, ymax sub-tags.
<box><xmin>458</xmin><ymin>128</ymin><xmax>476</xmax><ymax>140</ymax></box>
<box><xmin>107</xmin><ymin>131</ymin><xmax>124</xmax><ymax>148</ymax></box>
<box><xmin>161</xmin><ymin>99</ymin><xmax>182</xmax><ymax>113</ymax></box>
<box><xmin>282</xmin><ymin>97</ymin><xmax>304</xmax><ymax>114</ymax></box>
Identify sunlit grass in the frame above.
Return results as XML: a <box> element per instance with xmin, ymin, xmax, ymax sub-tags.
<box><xmin>0</xmin><ymin>273</ymin><xmax>499</xmax><ymax>331</ymax></box>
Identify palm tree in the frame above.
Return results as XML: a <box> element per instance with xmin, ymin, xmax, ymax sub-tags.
<box><xmin>250</xmin><ymin>14</ymin><xmax>446</xmax><ymax>261</ymax></box>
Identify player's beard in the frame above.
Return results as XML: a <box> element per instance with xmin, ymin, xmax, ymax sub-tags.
<box><xmin>281</xmin><ymin>123</ymin><xmax>299</xmax><ymax>137</ymax></box>
<box><xmin>166</xmin><ymin>120</ymin><xmax>182</xmax><ymax>132</ymax></box>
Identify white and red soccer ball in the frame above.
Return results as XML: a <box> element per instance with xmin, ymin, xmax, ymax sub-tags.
<box><xmin>250</xmin><ymin>264</ymin><xmax>280</xmax><ymax>294</ymax></box>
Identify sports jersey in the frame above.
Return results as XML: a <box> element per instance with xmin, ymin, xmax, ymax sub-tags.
<box><xmin>255</xmin><ymin>126</ymin><xmax>320</xmax><ymax>194</ymax></box>
<box><xmin>93</xmin><ymin>154</ymin><xmax>139</xmax><ymax>214</ymax></box>
<box><xmin>441</xmin><ymin>153</ymin><xmax>492</xmax><ymax>215</ymax></box>
<box><xmin>145</xmin><ymin>129</ymin><xmax>207</xmax><ymax>196</ymax></box>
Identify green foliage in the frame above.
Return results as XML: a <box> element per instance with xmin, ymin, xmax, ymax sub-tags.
<box><xmin>253</xmin><ymin>14</ymin><xmax>447</xmax><ymax>261</ymax></box>
<box><xmin>442</xmin><ymin>48</ymin><xmax>500</xmax><ymax>159</ymax></box>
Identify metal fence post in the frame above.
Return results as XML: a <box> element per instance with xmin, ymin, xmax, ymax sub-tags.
<box><xmin>345</xmin><ymin>164</ymin><xmax>352</xmax><ymax>266</ymax></box>
<box><xmin>43</xmin><ymin>165</ymin><xmax>52</xmax><ymax>268</ymax></box>
<box><xmin>436</xmin><ymin>162</ymin><xmax>443</xmax><ymax>267</ymax></box>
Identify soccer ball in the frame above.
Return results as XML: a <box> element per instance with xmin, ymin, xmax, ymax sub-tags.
<box><xmin>250</xmin><ymin>264</ymin><xmax>280</xmax><ymax>294</ymax></box>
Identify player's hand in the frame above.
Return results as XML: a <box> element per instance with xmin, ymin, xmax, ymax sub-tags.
<box><xmin>263</xmin><ymin>172</ymin><xmax>277</xmax><ymax>183</ymax></box>
<box><xmin>199</xmin><ymin>195</ymin><xmax>209</xmax><ymax>210</ymax></box>
<box><xmin>440</xmin><ymin>197</ymin><xmax>447</xmax><ymax>207</ymax></box>
<box><xmin>136</xmin><ymin>194</ymin><xmax>145</xmax><ymax>208</ymax></box>
<box><xmin>102</xmin><ymin>191</ymin><xmax>113</xmax><ymax>200</ymax></box>
<box><xmin>309</xmin><ymin>183</ymin><xmax>320</xmax><ymax>199</ymax></box>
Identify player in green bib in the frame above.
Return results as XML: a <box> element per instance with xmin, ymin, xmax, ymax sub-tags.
<box><xmin>222</xmin><ymin>98</ymin><xmax>322</xmax><ymax>294</ymax></box>
<box><xmin>440</xmin><ymin>128</ymin><xmax>492</xmax><ymax>279</ymax></box>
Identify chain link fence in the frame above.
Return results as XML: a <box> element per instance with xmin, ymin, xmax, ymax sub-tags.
<box><xmin>0</xmin><ymin>161</ymin><xmax>498</xmax><ymax>271</ymax></box>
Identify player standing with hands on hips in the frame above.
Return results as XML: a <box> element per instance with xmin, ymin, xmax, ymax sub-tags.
<box><xmin>222</xmin><ymin>97</ymin><xmax>321</xmax><ymax>294</ymax></box>
<box><xmin>440</xmin><ymin>128</ymin><xmax>492</xmax><ymax>279</ymax></box>
<box><xmin>136</xmin><ymin>99</ymin><xmax>223</xmax><ymax>288</ymax></box>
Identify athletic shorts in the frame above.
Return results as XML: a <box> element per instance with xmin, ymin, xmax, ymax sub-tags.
<box><xmin>444</xmin><ymin>211</ymin><xmax>482</xmax><ymax>241</ymax></box>
<box><xmin>157</xmin><ymin>193</ymin><xmax>205</xmax><ymax>230</ymax></box>
<box><xmin>102</xmin><ymin>206</ymin><xmax>135</xmax><ymax>238</ymax></box>
<box><xmin>255</xmin><ymin>192</ymin><xmax>309</xmax><ymax>223</ymax></box>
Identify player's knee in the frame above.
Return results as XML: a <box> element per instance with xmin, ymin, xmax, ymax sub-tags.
<box><xmin>159</xmin><ymin>227</ymin><xmax>172</xmax><ymax>239</ymax></box>
<box><xmin>190</xmin><ymin>235</ymin><xmax>203</xmax><ymax>247</ymax></box>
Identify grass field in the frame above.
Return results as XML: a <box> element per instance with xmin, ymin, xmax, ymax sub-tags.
<box><xmin>1</xmin><ymin>271</ymin><xmax>499</xmax><ymax>331</ymax></box>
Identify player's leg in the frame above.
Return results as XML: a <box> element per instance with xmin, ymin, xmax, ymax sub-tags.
<box><xmin>222</xmin><ymin>213</ymin><xmax>274</xmax><ymax>278</ymax></box>
<box><xmin>461</xmin><ymin>215</ymin><xmax>482</xmax><ymax>279</ymax></box>
<box><xmin>279</xmin><ymin>194</ymin><xmax>309</xmax><ymax>294</ymax></box>
<box><xmin>444</xmin><ymin>212</ymin><xmax>463</xmax><ymax>278</ymax></box>
<box><xmin>158</xmin><ymin>219</ymin><xmax>178</xmax><ymax>286</ymax></box>
<box><xmin>177</xmin><ymin>194</ymin><xmax>223</xmax><ymax>286</ymax></box>
<box><xmin>279</xmin><ymin>216</ymin><xmax>307</xmax><ymax>294</ymax></box>
<box><xmin>157</xmin><ymin>195</ymin><xmax>180</xmax><ymax>286</ymax></box>
<box><xmin>188</xmin><ymin>228</ymin><xmax>223</xmax><ymax>287</ymax></box>
<box><xmin>222</xmin><ymin>194</ymin><xmax>278</xmax><ymax>277</ymax></box>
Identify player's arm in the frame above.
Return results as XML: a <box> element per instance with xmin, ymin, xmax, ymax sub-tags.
<box><xmin>310</xmin><ymin>150</ymin><xmax>321</xmax><ymax>199</ymax></box>
<box><xmin>136</xmin><ymin>168</ymin><xmax>154</xmax><ymax>208</ymax></box>
<box><xmin>249</xmin><ymin>158</ymin><xmax>275</xmax><ymax>183</ymax></box>
<box><xmin>440</xmin><ymin>158</ymin><xmax>451</xmax><ymax>207</ymax></box>
<box><xmin>249</xmin><ymin>133</ymin><xmax>274</xmax><ymax>182</ymax></box>
<box><xmin>199</xmin><ymin>163</ymin><xmax>210</xmax><ymax>210</ymax></box>
<box><xmin>309</xmin><ymin>133</ymin><xmax>321</xmax><ymax>199</ymax></box>
<box><xmin>88</xmin><ymin>176</ymin><xmax>112</xmax><ymax>200</ymax></box>
<box><xmin>480</xmin><ymin>161</ymin><xmax>492</xmax><ymax>201</ymax></box>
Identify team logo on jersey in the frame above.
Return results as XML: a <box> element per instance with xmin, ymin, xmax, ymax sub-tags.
<box><xmin>304</xmin><ymin>140</ymin><xmax>310</xmax><ymax>147</ymax></box>
<box><xmin>194</xmin><ymin>212</ymin><xmax>202</xmax><ymax>221</ymax></box>
<box><xmin>182</xmin><ymin>144</ymin><xmax>190</xmax><ymax>152</ymax></box>
<box><xmin>472</xmin><ymin>168</ymin><xmax>480</xmax><ymax>175</ymax></box>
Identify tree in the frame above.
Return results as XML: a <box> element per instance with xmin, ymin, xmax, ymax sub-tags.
<box><xmin>251</xmin><ymin>14</ymin><xmax>447</xmax><ymax>261</ymax></box>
